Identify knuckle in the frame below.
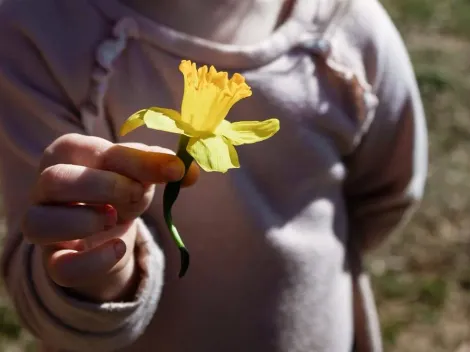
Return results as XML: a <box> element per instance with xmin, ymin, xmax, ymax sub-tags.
<box><xmin>38</xmin><ymin>164</ymin><xmax>70</xmax><ymax>199</ymax></box>
<box><xmin>54</xmin><ymin>133</ymin><xmax>82</xmax><ymax>152</ymax></box>
<box><xmin>47</xmin><ymin>260</ymin><xmax>75</xmax><ymax>288</ymax></box>
<box><xmin>40</xmin><ymin>134</ymin><xmax>82</xmax><ymax>171</ymax></box>
<box><xmin>46</xmin><ymin>252</ymin><xmax>85</xmax><ymax>288</ymax></box>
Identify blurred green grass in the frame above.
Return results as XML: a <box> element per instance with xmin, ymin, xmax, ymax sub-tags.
<box><xmin>371</xmin><ymin>1</ymin><xmax>470</xmax><ymax>351</ymax></box>
<box><xmin>0</xmin><ymin>0</ymin><xmax>469</xmax><ymax>351</ymax></box>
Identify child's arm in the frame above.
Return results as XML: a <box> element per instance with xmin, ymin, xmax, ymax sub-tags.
<box><xmin>0</xmin><ymin>10</ymin><xmax>163</xmax><ymax>352</ymax></box>
<box><xmin>342</xmin><ymin>0</ymin><xmax>428</xmax><ymax>252</ymax></box>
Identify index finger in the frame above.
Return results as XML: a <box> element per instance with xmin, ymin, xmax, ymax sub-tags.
<box><xmin>103</xmin><ymin>144</ymin><xmax>200</xmax><ymax>187</ymax></box>
<box><xmin>41</xmin><ymin>134</ymin><xmax>199</xmax><ymax>186</ymax></box>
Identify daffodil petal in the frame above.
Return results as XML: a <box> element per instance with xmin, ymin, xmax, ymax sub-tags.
<box><xmin>187</xmin><ymin>136</ymin><xmax>240</xmax><ymax>173</ymax></box>
<box><xmin>120</xmin><ymin>108</ymin><xmax>185</xmax><ymax>136</ymax></box>
<box><xmin>120</xmin><ymin>112</ymin><xmax>146</xmax><ymax>136</ymax></box>
<box><xmin>218</xmin><ymin>118</ymin><xmax>280</xmax><ymax>146</ymax></box>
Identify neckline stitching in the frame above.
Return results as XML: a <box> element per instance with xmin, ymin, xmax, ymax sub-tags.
<box><xmin>89</xmin><ymin>0</ymin><xmax>321</xmax><ymax>68</ymax></box>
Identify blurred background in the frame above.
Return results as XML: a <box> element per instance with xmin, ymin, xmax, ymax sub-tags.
<box><xmin>0</xmin><ymin>0</ymin><xmax>469</xmax><ymax>351</ymax></box>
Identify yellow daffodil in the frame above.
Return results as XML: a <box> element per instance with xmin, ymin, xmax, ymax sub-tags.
<box><xmin>120</xmin><ymin>60</ymin><xmax>280</xmax><ymax>173</ymax></box>
<box><xmin>120</xmin><ymin>60</ymin><xmax>280</xmax><ymax>278</ymax></box>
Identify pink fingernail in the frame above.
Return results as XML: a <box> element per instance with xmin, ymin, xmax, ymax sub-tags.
<box><xmin>114</xmin><ymin>241</ymin><xmax>126</xmax><ymax>260</ymax></box>
<box><xmin>104</xmin><ymin>204</ymin><xmax>117</xmax><ymax>230</ymax></box>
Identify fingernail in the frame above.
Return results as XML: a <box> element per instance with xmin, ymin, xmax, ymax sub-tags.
<box><xmin>164</xmin><ymin>160</ymin><xmax>184</xmax><ymax>181</ymax></box>
<box><xmin>114</xmin><ymin>241</ymin><xmax>126</xmax><ymax>260</ymax></box>
<box><xmin>104</xmin><ymin>204</ymin><xmax>117</xmax><ymax>230</ymax></box>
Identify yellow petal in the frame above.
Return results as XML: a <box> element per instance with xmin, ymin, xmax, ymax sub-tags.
<box><xmin>120</xmin><ymin>112</ymin><xmax>146</xmax><ymax>136</ymax></box>
<box><xmin>217</xmin><ymin>118</ymin><xmax>280</xmax><ymax>146</ymax></box>
<box><xmin>187</xmin><ymin>136</ymin><xmax>240</xmax><ymax>173</ymax></box>
<box><xmin>120</xmin><ymin>108</ymin><xmax>185</xmax><ymax>136</ymax></box>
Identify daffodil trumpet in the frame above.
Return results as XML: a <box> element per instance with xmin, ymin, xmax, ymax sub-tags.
<box><xmin>120</xmin><ymin>60</ymin><xmax>280</xmax><ymax>277</ymax></box>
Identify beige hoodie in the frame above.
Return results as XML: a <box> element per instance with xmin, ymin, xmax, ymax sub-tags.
<box><xmin>0</xmin><ymin>0</ymin><xmax>427</xmax><ymax>351</ymax></box>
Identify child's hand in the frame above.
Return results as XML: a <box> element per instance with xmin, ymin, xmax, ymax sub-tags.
<box><xmin>21</xmin><ymin>133</ymin><xmax>199</xmax><ymax>302</ymax></box>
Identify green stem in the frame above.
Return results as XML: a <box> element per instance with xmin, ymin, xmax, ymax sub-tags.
<box><xmin>163</xmin><ymin>135</ymin><xmax>193</xmax><ymax>278</ymax></box>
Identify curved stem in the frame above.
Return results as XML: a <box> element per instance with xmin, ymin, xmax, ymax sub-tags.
<box><xmin>163</xmin><ymin>135</ymin><xmax>193</xmax><ymax>278</ymax></box>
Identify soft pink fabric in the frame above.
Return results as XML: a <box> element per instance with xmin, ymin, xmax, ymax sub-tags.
<box><xmin>0</xmin><ymin>0</ymin><xmax>427</xmax><ymax>351</ymax></box>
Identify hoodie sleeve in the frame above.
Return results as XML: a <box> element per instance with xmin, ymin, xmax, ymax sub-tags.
<box><xmin>0</xmin><ymin>3</ymin><xmax>164</xmax><ymax>351</ymax></box>
<box><xmin>342</xmin><ymin>0</ymin><xmax>428</xmax><ymax>252</ymax></box>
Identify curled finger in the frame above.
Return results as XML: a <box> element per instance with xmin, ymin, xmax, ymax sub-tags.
<box><xmin>34</xmin><ymin>164</ymin><xmax>146</xmax><ymax>205</ymax></box>
<box><xmin>23</xmin><ymin>204</ymin><xmax>117</xmax><ymax>245</ymax></box>
<box><xmin>45</xmin><ymin>238</ymin><xmax>127</xmax><ymax>288</ymax></box>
